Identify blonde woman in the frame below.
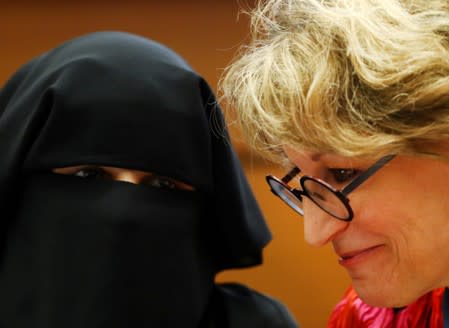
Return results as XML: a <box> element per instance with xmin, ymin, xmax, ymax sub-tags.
<box><xmin>221</xmin><ymin>0</ymin><xmax>449</xmax><ymax>327</ymax></box>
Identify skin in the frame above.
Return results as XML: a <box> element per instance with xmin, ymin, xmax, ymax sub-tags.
<box><xmin>283</xmin><ymin>147</ymin><xmax>449</xmax><ymax>307</ymax></box>
<box><xmin>52</xmin><ymin>166</ymin><xmax>195</xmax><ymax>191</ymax></box>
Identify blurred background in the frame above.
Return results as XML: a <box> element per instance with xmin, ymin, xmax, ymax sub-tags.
<box><xmin>0</xmin><ymin>1</ymin><xmax>350</xmax><ymax>327</ymax></box>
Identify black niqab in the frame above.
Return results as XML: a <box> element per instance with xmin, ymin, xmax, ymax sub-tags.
<box><xmin>0</xmin><ymin>31</ymin><xmax>271</xmax><ymax>327</ymax></box>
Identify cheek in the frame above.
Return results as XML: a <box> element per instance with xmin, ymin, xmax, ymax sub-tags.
<box><xmin>340</xmin><ymin>157</ymin><xmax>449</xmax><ymax>305</ymax></box>
<box><xmin>352</xmin><ymin>185</ymin><xmax>442</xmax><ymax>255</ymax></box>
<box><xmin>350</xmin><ymin>183</ymin><xmax>449</xmax><ymax>303</ymax></box>
<box><xmin>350</xmin><ymin>168</ymin><xmax>449</xmax><ymax>239</ymax></box>
<box><xmin>349</xmin><ymin>188</ymin><xmax>425</xmax><ymax>275</ymax></box>
<box><xmin>350</xmin><ymin>189</ymin><xmax>404</xmax><ymax>237</ymax></box>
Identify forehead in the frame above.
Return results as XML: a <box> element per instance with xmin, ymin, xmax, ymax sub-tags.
<box><xmin>283</xmin><ymin>146</ymin><xmax>374</xmax><ymax>167</ymax></box>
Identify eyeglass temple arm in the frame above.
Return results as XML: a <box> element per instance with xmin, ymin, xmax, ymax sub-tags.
<box><xmin>341</xmin><ymin>154</ymin><xmax>396</xmax><ymax>195</ymax></box>
<box><xmin>281</xmin><ymin>167</ymin><xmax>301</xmax><ymax>184</ymax></box>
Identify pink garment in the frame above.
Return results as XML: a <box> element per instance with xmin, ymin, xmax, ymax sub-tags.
<box><xmin>328</xmin><ymin>287</ymin><xmax>445</xmax><ymax>328</ymax></box>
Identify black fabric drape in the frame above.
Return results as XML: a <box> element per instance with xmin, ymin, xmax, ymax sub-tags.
<box><xmin>0</xmin><ymin>31</ymin><xmax>273</xmax><ymax>327</ymax></box>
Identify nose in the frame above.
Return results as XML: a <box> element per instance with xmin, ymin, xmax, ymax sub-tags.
<box><xmin>115</xmin><ymin>171</ymin><xmax>142</xmax><ymax>185</ymax></box>
<box><xmin>302</xmin><ymin>199</ymin><xmax>348</xmax><ymax>247</ymax></box>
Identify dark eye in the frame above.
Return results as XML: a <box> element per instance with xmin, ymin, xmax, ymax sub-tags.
<box><xmin>328</xmin><ymin>168</ymin><xmax>360</xmax><ymax>184</ymax></box>
<box><xmin>142</xmin><ymin>176</ymin><xmax>177</xmax><ymax>190</ymax></box>
<box><xmin>74</xmin><ymin>167</ymin><xmax>109</xmax><ymax>180</ymax></box>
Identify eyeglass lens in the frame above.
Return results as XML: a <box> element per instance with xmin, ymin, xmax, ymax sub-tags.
<box><xmin>268</xmin><ymin>154</ymin><xmax>394</xmax><ymax>221</ymax></box>
<box><xmin>267</xmin><ymin>177</ymin><xmax>350</xmax><ymax>219</ymax></box>
<box><xmin>268</xmin><ymin>178</ymin><xmax>304</xmax><ymax>215</ymax></box>
<box><xmin>302</xmin><ymin>179</ymin><xmax>348</xmax><ymax>219</ymax></box>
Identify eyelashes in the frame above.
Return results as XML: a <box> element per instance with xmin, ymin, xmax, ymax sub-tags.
<box><xmin>73</xmin><ymin>166</ymin><xmax>107</xmax><ymax>179</ymax></box>
<box><xmin>327</xmin><ymin>168</ymin><xmax>361</xmax><ymax>184</ymax></box>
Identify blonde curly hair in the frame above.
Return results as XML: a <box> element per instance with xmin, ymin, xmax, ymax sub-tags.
<box><xmin>220</xmin><ymin>0</ymin><xmax>449</xmax><ymax>162</ymax></box>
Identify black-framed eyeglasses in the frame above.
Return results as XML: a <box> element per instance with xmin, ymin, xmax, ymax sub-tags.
<box><xmin>266</xmin><ymin>154</ymin><xmax>395</xmax><ymax>221</ymax></box>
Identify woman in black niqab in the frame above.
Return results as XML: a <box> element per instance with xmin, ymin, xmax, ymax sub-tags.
<box><xmin>0</xmin><ymin>31</ymin><xmax>298</xmax><ymax>328</ymax></box>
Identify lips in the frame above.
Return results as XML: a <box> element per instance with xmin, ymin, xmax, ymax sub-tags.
<box><xmin>339</xmin><ymin>249</ymin><xmax>366</xmax><ymax>260</ymax></box>
<box><xmin>337</xmin><ymin>245</ymin><xmax>383</xmax><ymax>266</ymax></box>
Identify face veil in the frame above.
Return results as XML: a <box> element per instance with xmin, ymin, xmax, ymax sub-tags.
<box><xmin>0</xmin><ymin>31</ymin><xmax>271</xmax><ymax>327</ymax></box>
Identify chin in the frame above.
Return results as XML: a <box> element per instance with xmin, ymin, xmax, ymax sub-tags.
<box><xmin>353</xmin><ymin>283</ymin><xmax>413</xmax><ymax>308</ymax></box>
<box><xmin>357</xmin><ymin>292</ymin><xmax>405</xmax><ymax>308</ymax></box>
